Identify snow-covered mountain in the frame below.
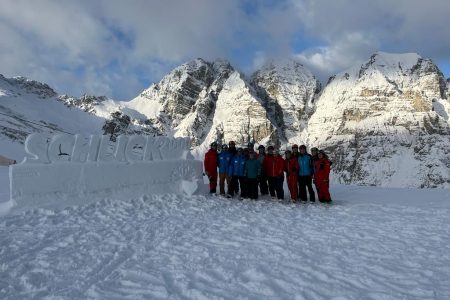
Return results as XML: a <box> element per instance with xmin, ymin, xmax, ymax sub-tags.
<box><xmin>0</xmin><ymin>74</ymin><xmax>105</xmax><ymax>143</ymax></box>
<box><xmin>1</xmin><ymin>52</ymin><xmax>449</xmax><ymax>187</ymax></box>
<box><xmin>126</xmin><ymin>58</ymin><xmax>279</xmax><ymax>147</ymax></box>
<box><xmin>306</xmin><ymin>52</ymin><xmax>450</xmax><ymax>187</ymax></box>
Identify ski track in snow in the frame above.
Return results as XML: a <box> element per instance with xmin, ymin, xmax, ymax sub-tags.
<box><xmin>1</xmin><ymin>189</ymin><xmax>450</xmax><ymax>299</ymax></box>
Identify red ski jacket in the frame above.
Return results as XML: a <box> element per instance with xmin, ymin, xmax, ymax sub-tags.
<box><xmin>284</xmin><ymin>157</ymin><xmax>299</xmax><ymax>176</ymax></box>
<box><xmin>263</xmin><ymin>154</ymin><xmax>285</xmax><ymax>177</ymax></box>
<box><xmin>204</xmin><ymin>149</ymin><xmax>218</xmax><ymax>176</ymax></box>
<box><xmin>314</xmin><ymin>158</ymin><xmax>330</xmax><ymax>182</ymax></box>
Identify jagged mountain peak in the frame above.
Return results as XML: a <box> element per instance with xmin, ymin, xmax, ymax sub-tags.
<box><xmin>168</xmin><ymin>57</ymin><xmax>233</xmax><ymax>77</ymax></box>
<box><xmin>360</xmin><ymin>52</ymin><xmax>443</xmax><ymax>82</ymax></box>
<box><xmin>258</xmin><ymin>57</ymin><xmax>311</xmax><ymax>73</ymax></box>
<box><xmin>0</xmin><ymin>74</ymin><xmax>57</xmax><ymax>99</ymax></box>
<box><xmin>325</xmin><ymin>51</ymin><xmax>446</xmax><ymax>100</ymax></box>
<box><xmin>368</xmin><ymin>51</ymin><xmax>421</xmax><ymax>70</ymax></box>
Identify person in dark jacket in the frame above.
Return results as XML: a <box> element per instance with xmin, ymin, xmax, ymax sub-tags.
<box><xmin>314</xmin><ymin>150</ymin><xmax>332</xmax><ymax>203</ymax></box>
<box><xmin>263</xmin><ymin>146</ymin><xmax>284</xmax><ymax>200</ymax></box>
<box><xmin>245</xmin><ymin>151</ymin><xmax>261</xmax><ymax>200</ymax></box>
<box><xmin>218</xmin><ymin>144</ymin><xmax>232</xmax><ymax>195</ymax></box>
<box><xmin>310</xmin><ymin>147</ymin><xmax>319</xmax><ymax>160</ymax></box>
<box><xmin>228</xmin><ymin>140</ymin><xmax>237</xmax><ymax>156</ymax></box>
<box><xmin>257</xmin><ymin>145</ymin><xmax>268</xmax><ymax>195</ymax></box>
<box><xmin>292</xmin><ymin>144</ymin><xmax>300</xmax><ymax>158</ymax></box>
<box><xmin>297</xmin><ymin>145</ymin><xmax>315</xmax><ymax>202</ymax></box>
<box><xmin>284</xmin><ymin>150</ymin><xmax>299</xmax><ymax>202</ymax></box>
<box><xmin>204</xmin><ymin>142</ymin><xmax>218</xmax><ymax>194</ymax></box>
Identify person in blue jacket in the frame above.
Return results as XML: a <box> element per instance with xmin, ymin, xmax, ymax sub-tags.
<box><xmin>218</xmin><ymin>144</ymin><xmax>233</xmax><ymax>195</ymax></box>
<box><xmin>244</xmin><ymin>151</ymin><xmax>261</xmax><ymax>200</ymax></box>
<box><xmin>228</xmin><ymin>148</ymin><xmax>247</xmax><ymax>199</ymax></box>
<box><xmin>297</xmin><ymin>145</ymin><xmax>315</xmax><ymax>202</ymax></box>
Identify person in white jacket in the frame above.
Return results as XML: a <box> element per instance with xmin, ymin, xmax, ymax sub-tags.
<box><xmin>0</xmin><ymin>155</ymin><xmax>16</xmax><ymax>166</ymax></box>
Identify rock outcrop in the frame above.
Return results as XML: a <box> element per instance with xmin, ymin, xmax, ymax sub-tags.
<box><xmin>251</xmin><ymin>59</ymin><xmax>321</xmax><ymax>141</ymax></box>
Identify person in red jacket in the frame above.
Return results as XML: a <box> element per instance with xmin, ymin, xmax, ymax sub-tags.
<box><xmin>314</xmin><ymin>150</ymin><xmax>332</xmax><ymax>203</ymax></box>
<box><xmin>204</xmin><ymin>142</ymin><xmax>219</xmax><ymax>194</ymax></box>
<box><xmin>284</xmin><ymin>150</ymin><xmax>299</xmax><ymax>202</ymax></box>
<box><xmin>263</xmin><ymin>146</ymin><xmax>284</xmax><ymax>200</ymax></box>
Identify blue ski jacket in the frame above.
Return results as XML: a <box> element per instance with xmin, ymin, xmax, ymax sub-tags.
<box><xmin>298</xmin><ymin>153</ymin><xmax>314</xmax><ymax>176</ymax></box>
<box><xmin>229</xmin><ymin>154</ymin><xmax>247</xmax><ymax>177</ymax></box>
<box><xmin>218</xmin><ymin>151</ymin><xmax>232</xmax><ymax>174</ymax></box>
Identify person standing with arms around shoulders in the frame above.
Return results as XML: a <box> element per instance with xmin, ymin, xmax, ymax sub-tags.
<box><xmin>314</xmin><ymin>150</ymin><xmax>332</xmax><ymax>203</ymax></box>
<box><xmin>297</xmin><ymin>145</ymin><xmax>315</xmax><ymax>202</ymax></box>
<box><xmin>291</xmin><ymin>144</ymin><xmax>300</xmax><ymax>158</ymax></box>
<box><xmin>310</xmin><ymin>147</ymin><xmax>319</xmax><ymax>195</ymax></box>
<box><xmin>244</xmin><ymin>151</ymin><xmax>261</xmax><ymax>200</ymax></box>
<box><xmin>204</xmin><ymin>142</ymin><xmax>219</xmax><ymax>194</ymax></box>
<box><xmin>218</xmin><ymin>144</ymin><xmax>232</xmax><ymax>196</ymax></box>
<box><xmin>0</xmin><ymin>155</ymin><xmax>16</xmax><ymax>166</ymax></box>
<box><xmin>257</xmin><ymin>145</ymin><xmax>268</xmax><ymax>196</ymax></box>
<box><xmin>291</xmin><ymin>144</ymin><xmax>300</xmax><ymax>196</ymax></box>
<box><xmin>263</xmin><ymin>146</ymin><xmax>284</xmax><ymax>200</ymax></box>
<box><xmin>284</xmin><ymin>150</ymin><xmax>299</xmax><ymax>202</ymax></box>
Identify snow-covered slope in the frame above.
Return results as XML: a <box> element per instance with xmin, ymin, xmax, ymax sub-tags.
<box><xmin>0</xmin><ymin>75</ymin><xmax>105</xmax><ymax>146</ymax></box>
<box><xmin>306</xmin><ymin>52</ymin><xmax>450</xmax><ymax>187</ymax></box>
<box><xmin>1</xmin><ymin>183</ymin><xmax>449</xmax><ymax>299</ymax></box>
<box><xmin>251</xmin><ymin>59</ymin><xmax>321</xmax><ymax>142</ymax></box>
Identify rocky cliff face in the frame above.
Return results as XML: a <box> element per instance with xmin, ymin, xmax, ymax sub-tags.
<box><xmin>251</xmin><ymin>59</ymin><xmax>321</xmax><ymax>141</ymax></box>
<box><xmin>202</xmin><ymin>71</ymin><xmax>277</xmax><ymax>147</ymax></box>
<box><xmin>447</xmin><ymin>78</ymin><xmax>450</xmax><ymax>98</ymax></box>
<box><xmin>306</xmin><ymin>52</ymin><xmax>450</xmax><ymax>188</ymax></box>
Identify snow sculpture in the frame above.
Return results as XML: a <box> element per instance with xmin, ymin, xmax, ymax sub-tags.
<box><xmin>10</xmin><ymin>134</ymin><xmax>203</xmax><ymax>210</ymax></box>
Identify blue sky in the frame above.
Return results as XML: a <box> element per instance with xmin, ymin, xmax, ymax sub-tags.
<box><xmin>0</xmin><ymin>0</ymin><xmax>449</xmax><ymax>100</ymax></box>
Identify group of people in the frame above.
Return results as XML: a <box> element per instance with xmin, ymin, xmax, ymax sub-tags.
<box><xmin>204</xmin><ymin>141</ymin><xmax>332</xmax><ymax>203</ymax></box>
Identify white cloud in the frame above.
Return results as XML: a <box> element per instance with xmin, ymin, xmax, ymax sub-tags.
<box><xmin>296</xmin><ymin>32</ymin><xmax>378</xmax><ymax>82</ymax></box>
<box><xmin>0</xmin><ymin>0</ymin><xmax>449</xmax><ymax>99</ymax></box>
<box><xmin>290</xmin><ymin>0</ymin><xmax>450</xmax><ymax>78</ymax></box>
<box><xmin>0</xmin><ymin>0</ymin><xmax>246</xmax><ymax>99</ymax></box>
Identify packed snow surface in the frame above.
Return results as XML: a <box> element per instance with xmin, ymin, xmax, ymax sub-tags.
<box><xmin>1</xmin><ymin>170</ymin><xmax>449</xmax><ymax>299</ymax></box>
